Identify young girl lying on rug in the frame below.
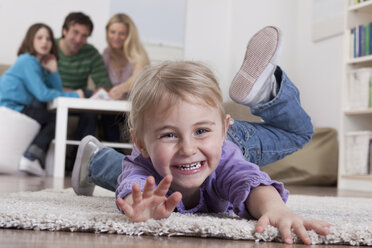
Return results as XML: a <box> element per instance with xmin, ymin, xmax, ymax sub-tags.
<box><xmin>72</xmin><ymin>26</ymin><xmax>330</xmax><ymax>244</ymax></box>
<box><xmin>73</xmin><ymin>26</ymin><xmax>314</xmax><ymax>195</ymax></box>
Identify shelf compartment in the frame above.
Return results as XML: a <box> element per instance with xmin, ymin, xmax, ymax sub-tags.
<box><xmin>341</xmin><ymin>174</ymin><xmax>372</xmax><ymax>179</ymax></box>
<box><xmin>338</xmin><ymin>174</ymin><xmax>372</xmax><ymax>192</ymax></box>
<box><xmin>349</xmin><ymin>1</ymin><xmax>372</xmax><ymax>12</ymax></box>
<box><xmin>344</xmin><ymin>108</ymin><xmax>372</xmax><ymax>114</ymax></box>
<box><xmin>347</xmin><ymin>54</ymin><xmax>372</xmax><ymax>64</ymax></box>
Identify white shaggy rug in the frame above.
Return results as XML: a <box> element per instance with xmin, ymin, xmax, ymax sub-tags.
<box><xmin>0</xmin><ymin>187</ymin><xmax>371</xmax><ymax>246</ymax></box>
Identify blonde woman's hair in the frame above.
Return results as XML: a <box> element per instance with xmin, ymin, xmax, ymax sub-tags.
<box><xmin>106</xmin><ymin>13</ymin><xmax>150</xmax><ymax>66</ymax></box>
<box><xmin>128</xmin><ymin>61</ymin><xmax>226</xmax><ymax>139</ymax></box>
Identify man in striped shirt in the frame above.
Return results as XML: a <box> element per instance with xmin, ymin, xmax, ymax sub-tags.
<box><xmin>56</xmin><ymin>12</ymin><xmax>111</xmax><ymax>170</ymax></box>
<box><xmin>57</xmin><ymin>12</ymin><xmax>111</xmax><ymax>91</ymax></box>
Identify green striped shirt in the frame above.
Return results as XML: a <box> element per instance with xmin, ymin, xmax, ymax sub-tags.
<box><xmin>56</xmin><ymin>38</ymin><xmax>111</xmax><ymax>89</ymax></box>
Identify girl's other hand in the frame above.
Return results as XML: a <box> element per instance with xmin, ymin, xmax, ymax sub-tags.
<box><xmin>41</xmin><ymin>54</ymin><xmax>57</xmax><ymax>73</ymax></box>
<box><xmin>255</xmin><ymin>208</ymin><xmax>331</xmax><ymax>245</ymax></box>
<box><xmin>247</xmin><ymin>186</ymin><xmax>331</xmax><ymax>245</ymax></box>
<box><xmin>116</xmin><ymin>175</ymin><xmax>182</xmax><ymax>222</ymax></box>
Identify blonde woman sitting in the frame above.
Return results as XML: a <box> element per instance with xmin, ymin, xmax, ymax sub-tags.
<box><xmin>101</xmin><ymin>13</ymin><xmax>150</xmax><ymax>142</ymax></box>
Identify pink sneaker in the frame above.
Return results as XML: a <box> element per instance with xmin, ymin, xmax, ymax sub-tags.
<box><xmin>229</xmin><ymin>26</ymin><xmax>283</xmax><ymax>105</ymax></box>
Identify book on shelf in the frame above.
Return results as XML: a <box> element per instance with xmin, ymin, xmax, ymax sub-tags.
<box><xmin>350</xmin><ymin>22</ymin><xmax>372</xmax><ymax>58</ymax></box>
<box><xmin>350</xmin><ymin>0</ymin><xmax>371</xmax><ymax>6</ymax></box>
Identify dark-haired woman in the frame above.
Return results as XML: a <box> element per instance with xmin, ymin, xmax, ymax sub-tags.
<box><xmin>0</xmin><ymin>23</ymin><xmax>84</xmax><ymax>176</ymax></box>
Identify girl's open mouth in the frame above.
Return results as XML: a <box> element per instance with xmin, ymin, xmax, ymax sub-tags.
<box><xmin>172</xmin><ymin>161</ymin><xmax>205</xmax><ymax>175</ymax></box>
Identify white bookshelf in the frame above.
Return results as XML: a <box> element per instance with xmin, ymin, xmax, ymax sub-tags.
<box><xmin>339</xmin><ymin>0</ymin><xmax>372</xmax><ymax>192</ymax></box>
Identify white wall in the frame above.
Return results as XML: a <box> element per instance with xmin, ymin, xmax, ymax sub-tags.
<box><xmin>184</xmin><ymin>0</ymin><xmax>298</xmax><ymax>101</ymax></box>
<box><xmin>185</xmin><ymin>0</ymin><xmax>342</xmax><ymax>130</ymax></box>
<box><xmin>110</xmin><ymin>0</ymin><xmax>186</xmax><ymax>47</ymax></box>
<box><xmin>293</xmin><ymin>1</ymin><xmax>342</xmax><ymax>129</ymax></box>
<box><xmin>231</xmin><ymin>0</ymin><xmax>342</xmax><ymax>129</ymax></box>
<box><xmin>184</xmin><ymin>0</ymin><xmax>232</xmax><ymax>97</ymax></box>
<box><xmin>230</xmin><ymin>0</ymin><xmax>298</xmax><ymax>78</ymax></box>
<box><xmin>0</xmin><ymin>0</ymin><xmax>110</xmax><ymax>64</ymax></box>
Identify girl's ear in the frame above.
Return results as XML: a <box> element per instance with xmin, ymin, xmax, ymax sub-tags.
<box><xmin>130</xmin><ymin>129</ymin><xmax>149</xmax><ymax>158</ymax></box>
<box><xmin>223</xmin><ymin>114</ymin><xmax>231</xmax><ymax>140</ymax></box>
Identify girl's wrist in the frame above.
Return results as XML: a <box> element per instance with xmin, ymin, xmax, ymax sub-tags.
<box><xmin>48</xmin><ymin>68</ymin><xmax>58</xmax><ymax>74</ymax></box>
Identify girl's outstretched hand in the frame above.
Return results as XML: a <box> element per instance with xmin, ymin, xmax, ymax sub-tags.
<box><xmin>246</xmin><ymin>186</ymin><xmax>331</xmax><ymax>245</ymax></box>
<box><xmin>254</xmin><ymin>207</ymin><xmax>331</xmax><ymax>245</ymax></box>
<box><xmin>116</xmin><ymin>175</ymin><xmax>182</xmax><ymax>222</ymax></box>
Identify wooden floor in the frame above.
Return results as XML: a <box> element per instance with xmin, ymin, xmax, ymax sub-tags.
<box><xmin>1</xmin><ymin>173</ymin><xmax>371</xmax><ymax>248</ymax></box>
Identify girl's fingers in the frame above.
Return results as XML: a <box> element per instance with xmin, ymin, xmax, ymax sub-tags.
<box><xmin>131</xmin><ymin>184</ymin><xmax>142</xmax><ymax>204</ymax></box>
<box><xmin>164</xmin><ymin>192</ymin><xmax>182</xmax><ymax>212</ymax></box>
<box><xmin>116</xmin><ymin>198</ymin><xmax>133</xmax><ymax>217</ymax></box>
<box><xmin>277</xmin><ymin>221</ymin><xmax>293</xmax><ymax>245</ymax></box>
<box><xmin>255</xmin><ymin>216</ymin><xmax>269</xmax><ymax>233</ymax></box>
<box><xmin>304</xmin><ymin>220</ymin><xmax>331</xmax><ymax>236</ymax></box>
<box><xmin>142</xmin><ymin>176</ymin><xmax>155</xmax><ymax>198</ymax></box>
<box><xmin>292</xmin><ymin>222</ymin><xmax>312</xmax><ymax>245</ymax></box>
<box><xmin>154</xmin><ymin>175</ymin><xmax>172</xmax><ymax>196</ymax></box>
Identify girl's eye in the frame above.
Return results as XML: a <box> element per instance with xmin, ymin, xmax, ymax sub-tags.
<box><xmin>195</xmin><ymin>128</ymin><xmax>208</xmax><ymax>135</ymax></box>
<box><xmin>160</xmin><ymin>133</ymin><xmax>176</xmax><ymax>139</ymax></box>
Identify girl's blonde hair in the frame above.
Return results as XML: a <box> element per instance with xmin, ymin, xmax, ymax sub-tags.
<box><xmin>106</xmin><ymin>13</ymin><xmax>150</xmax><ymax>66</ymax></box>
<box><xmin>128</xmin><ymin>61</ymin><xmax>226</xmax><ymax>139</ymax></box>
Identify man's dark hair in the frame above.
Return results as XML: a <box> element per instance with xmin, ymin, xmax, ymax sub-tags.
<box><xmin>61</xmin><ymin>12</ymin><xmax>94</xmax><ymax>37</ymax></box>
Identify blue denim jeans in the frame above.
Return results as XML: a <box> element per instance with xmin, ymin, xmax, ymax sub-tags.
<box><xmin>226</xmin><ymin>67</ymin><xmax>313</xmax><ymax>165</ymax></box>
<box><xmin>87</xmin><ymin>67</ymin><xmax>313</xmax><ymax>191</ymax></box>
<box><xmin>88</xmin><ymin>147</ymin><xmax>123</xmax><ymax>191</ymax></box>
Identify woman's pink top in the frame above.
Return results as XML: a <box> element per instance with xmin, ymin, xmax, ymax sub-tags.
<box><xmin>102</xmin><ymin>48</ymin><xmax>134</xmax><ymax>87</ymax></box>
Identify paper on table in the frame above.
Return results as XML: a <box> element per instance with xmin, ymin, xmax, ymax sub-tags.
<box><xmin>90</xmin><ymin>88</ymin><xmax>113</xmax><ymax>100</ymax></box>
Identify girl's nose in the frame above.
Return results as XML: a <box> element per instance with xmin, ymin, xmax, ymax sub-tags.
<box><xmin>179</xmin><ymin>138</ymin><xmax>197</xmax><ymax>156</ymax></box>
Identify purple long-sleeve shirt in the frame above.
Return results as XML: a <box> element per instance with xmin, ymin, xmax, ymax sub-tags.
<box><xmin>116</xmin><ymin>140</ymin><xmax>289</xmax><ymax>219</ymax></box>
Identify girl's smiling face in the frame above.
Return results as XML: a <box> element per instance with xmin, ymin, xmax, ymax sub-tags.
<box><xmin>133</xmin><ymin>95</ymin><xmax>230</xmax><ymax>194</ymax></box>
<box><xmin>33</xmin><ymin>27</ymin><xmax>52</xmax><ymax>58</ymax></box>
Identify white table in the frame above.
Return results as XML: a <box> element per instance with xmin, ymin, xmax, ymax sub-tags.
<box><xmin>48</xmin><ymin>97</ymin><xmax>132</xmax><ymax>178</ymax></box>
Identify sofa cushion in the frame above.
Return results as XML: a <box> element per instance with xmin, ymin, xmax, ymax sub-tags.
<box><xmin>261</xmin><ymin>127</ymin><xmax>338</xmax><ymax>186</ymax></box>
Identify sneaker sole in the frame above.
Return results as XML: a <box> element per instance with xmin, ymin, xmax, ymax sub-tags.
<box><xmin>229</xmin><ymin>26</ymin><xmax>283</xmax><ymax>105</ymax></box>
<box><xmin>71</xmin><ymin>136</ymin><xmax>96</xmax><ymax>196</ymax></box>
